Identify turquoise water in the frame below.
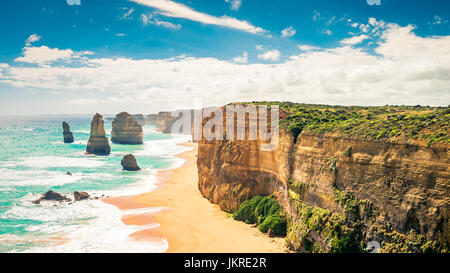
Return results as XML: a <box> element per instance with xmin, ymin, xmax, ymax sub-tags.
<box><xmin>0</xmin><ymin>116</ymin><xmax>191</xmax><ymax>252</ymax></box>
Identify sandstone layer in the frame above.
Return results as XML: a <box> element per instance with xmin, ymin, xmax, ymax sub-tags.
<box><xmin>111</xmin><ymin>112</ymin><xmax>143</xmax><ymax>144</ymax></box>
<box><xmin>86</xmin><ymin>113</ymin><xmax>111</xmax><ymax>155</ymax></box>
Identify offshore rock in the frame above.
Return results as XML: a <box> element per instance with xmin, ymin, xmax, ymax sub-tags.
<box><xmin>33</xmin><ymin>190</ymin><xmax>72</xmax><ymax>204</ymax></box>
<box><xmin>111</xmin><ymin>112</ymin><xmax>143</xmax><ymax>144</ymax></box>
<box><xmin>74</xmin><ymin>191</ymin><xmax>90</xmax><ymax>201</ymax></box>
<box><xmin>86</xmin><ymin>113</ymin><xmax>111</xmax><ymax>155</ymax></box>
<box><xmin>121</xmin><ymin>154</ymin><xmax>141</xmax><ymax>171</ymax></box>
<box><xmin>62</xmin><ymin>121</ymin><xmax>74</xmax><ymax>143</ymax></box>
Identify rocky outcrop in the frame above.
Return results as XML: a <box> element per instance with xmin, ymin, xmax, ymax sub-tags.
<box><xmin>146</xmin><ymin>110</ymin><xmax>198</xmax><ymax>134</ymax></box>
<box><xmin>33</xmin><ymin>191</ymin><xmax>72</xmax><ymax>204</ymax></box>
<box><xmin>121</xmin><ymin>154</ymin><xmax>141</xmax><ymax>171</ymax></box>
<box><xmin>132</xmin><ymin>114</ymin><xmax>146</xmax><ymax>126</ymax></box>
<box><xmin>62</xmin><ymin>122</ymin><xmax>74</xmax><ymax>143</ymax></box>
<box><xmin>74</xmin><ymin>191</ymin><xmax>90</xmax><ymax>201</ymax></box>
<box><xmin>196</xmin><ymin>106</ymin><xmax>450</xmax><ymax>251</ymax></box>
<box><xmin>86</xmin><ymin>113</ymin><xmax>111</xmax><ymax>155</ymax></box>
<box><xmin>111</xmin><ymin>112</ymin><xmax>143</xmax><ymax>144</ymax></box>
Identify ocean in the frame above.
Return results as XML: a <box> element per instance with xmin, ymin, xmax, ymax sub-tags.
<box><xmin>0</xmin><ymin>115</ymin><xmax>192</xmax><ymax>253</ymax></box>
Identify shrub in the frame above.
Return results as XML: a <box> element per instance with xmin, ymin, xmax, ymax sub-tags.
<box><xmin>232</xmin><ymin>195</ymin><xmax>264</xmax><ymax>224</ymax></box>
<box><xmin>258</xmin><ymin>215</ymin><xmax>287</xmax><ymax>236</ymax></box>
<box><xmin>233</xmin><ymin>195</ymin><xmax>287</xmax><ymax>236</ymax></box>
<box><xmin>255</xmin><ymin>196</ymin><xmax>282</xmax><ymax>224</ymax></box>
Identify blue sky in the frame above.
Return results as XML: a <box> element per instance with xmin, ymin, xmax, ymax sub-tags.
<box><xmin>0</xmin><ymin>0</ymin><xmax>449</xmax><ymax>115</ymax></box>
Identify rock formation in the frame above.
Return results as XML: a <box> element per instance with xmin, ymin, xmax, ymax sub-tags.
<box><xmin>111</xmin><ymin>112</ymin><xmax>143</xmax><ymax>144</ymax></box>
<box><xmin>86</xmin><ymin>113</ymin><xmax>111</xmax><ymax>155</ymax></box>
<box><xmin>196</xmin><ymin>104</ymin><xmax>450</xmax><ymax>252</ymax></box>
<box><xmin>121</xmin><ymin>154</ymin><xmax>141</xmax><ymax>171</ymax></box>
<box><xmin>145</xmin><ymin>110</ymin><xmax>199</xmax><ymax>134</ymax></box>
<box><xmin>62</xmin><ymin>121</ymin><xmax>74</xmax><ymax>143</ymax></box>
<box><xmin>33</xmin><ymin>191</ymin><xmax>72</xmax><ymax>204</ymax></box>
<box><xmin>74</xmin><ymin>191</ymin><xmax>90</xmax><ymax>201</ymax></box>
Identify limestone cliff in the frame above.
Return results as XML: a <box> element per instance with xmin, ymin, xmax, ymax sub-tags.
<box><xmin>62</xmin><ymin>121</ymin><xmax>74</xmax><ymax>143</ymax></box>
<box><xmin>196</xmin><ymin>104</ymin><xmax>450</xmax><ymax>252</ymax></box>
<box><xmin>86</xmin><ymin>113</ymin><xmax>111</xmax><ymax>155</ymax></box>
<box><xmin>111</xmin><ymin>112</ymin><xmax>143</xmax><ymax>144</ymax></box>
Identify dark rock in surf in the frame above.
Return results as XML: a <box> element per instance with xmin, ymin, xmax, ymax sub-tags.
<box><xmin>33</xmin><ymin>190</ymin><xmax>72</xmax><ymax>204</ymax></box>
<box><xmin>121</xmin><ymin>154</ymin><xmax>141</xmax><ymax>171</ymax></box>
<box><xmin>74</xmin><ymin>191</ymin><xmax>90</xmax><ymax>201</ymax></box>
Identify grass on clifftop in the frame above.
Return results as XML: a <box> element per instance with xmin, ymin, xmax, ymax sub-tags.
<box><xmin>233</xmin><ymin>195</ymin><xmax>287</xmax><ymax>236</ymax></box>
<box><xmin>233</xmin><ymin>101</ymin><xmax>450</xmax><ymax>145</ymax></box>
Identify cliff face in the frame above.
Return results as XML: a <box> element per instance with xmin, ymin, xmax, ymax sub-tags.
<box><xmin>86</xmin><ymin>113</ymin><xmax>111</xmax><ymax>155</ymax></box>
<box><xmin>111</xmin><ymin>112</ymin><xmax>143</xmax><ymax>144</ymax></box>
<box><xmin>196</xmin><ymin>107</ymin><xmax>449</xmax><ymax>251</ymax></box>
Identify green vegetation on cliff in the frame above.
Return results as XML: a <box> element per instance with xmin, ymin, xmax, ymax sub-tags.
<box><xmin>233</xmin><ymin>195</ymin><xmax>287</xmax><ymax>236</ymax></box>
<box><xmin>285</xmin><ymin>184</ymin><xmax>448</xmax><ymax>253</ymax></box>
<box><xmin>236</xmin><ymin>102</ymin><xmax>449</xmax><ymax>145</ymax></box>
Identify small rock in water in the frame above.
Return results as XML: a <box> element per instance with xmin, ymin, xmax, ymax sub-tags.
<box><xmin>33</xmin><ymin>190</ymin><xmax>72</xmax><ymax>204</ymax></box>
<box><xmin>74</xmin><ymin>191</ymin><xmax>90</xmax><ymax>201</ymax></box>
<box><xmin>66</xmin><ymin>171</ymin><xmax>72</xmax><ymax>176</ymax></box>
<box><xmin>121</xmin><ymin>154</ymin><xmax>141</xmax><ymax>171</ymax></box>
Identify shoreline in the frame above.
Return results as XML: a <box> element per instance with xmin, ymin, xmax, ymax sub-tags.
<box><xmin>104</xmin><ymin>142</ymin><xmax>287</xmax><ymax>253</ymax></box>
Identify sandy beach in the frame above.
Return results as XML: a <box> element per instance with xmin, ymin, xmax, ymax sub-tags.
<box><xmin>104</xmin><ymin>142</ymin><xmax>287</xmax><ymax>253</ymax></box>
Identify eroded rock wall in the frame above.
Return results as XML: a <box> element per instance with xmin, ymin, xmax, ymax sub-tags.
<box><xmin>197</xmin><ymin>118</ymin><xmax>450</xmax><ymax>246</ymax></box>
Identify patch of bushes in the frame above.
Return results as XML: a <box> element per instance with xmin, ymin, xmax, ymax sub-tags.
<box><xmin>344</xmin><ymin>146</ymin><xmax>352</xmax><ymax>157</ymax></box>
<box><xmin>287</xmin><ymin>202</ymin><xmax>364</xmax><ymax>253</ymax></box>
<box><xmin>233</xmin><ymin>195</ymin><xmax>287</xmax><ymax>236</ymax></box>
<box><xmin>259</xmin><ymin>215</ymin><xmax>287</xmax><ymax>236</ymax></box>
<box><xmin>232</xmin><ymin>195</ymin><xmax>264</xmax><ymax>224</ymax></box>
<box><xmin>233</xmin><ymin>102</ymin><xmax>450</xmax><ymax>144</ymax></box>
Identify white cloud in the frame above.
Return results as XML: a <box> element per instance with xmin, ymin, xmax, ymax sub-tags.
<box><xmin>121</xmin><ymin>7</ymin><xmax>135</xmax><ymax>20</ymax></box>
<box><xmin>298</xmin><ymin>45</ymin><xmax>320</xmax><ymax>51</ymax></box>
<box><xmin>360</xmin><ymin>24</ymin><xmax>370</xmax><ymax>33</ymax></box>
<box><xmin>131</xmin><ymin>0</ymin><xmax>264</xmax><ymax>34</ymax></box>
<box><xmin>341</xmin><ymin>34</ymin><xmax>369</xmax><ymax>45</ymax></box>
<box><xmin>313</xmin><ymin>10</ymin><xmax>321</xmax><ymax>21</ymax></box>
<box><xmin>325</xmin><ymin>29</ymin><xmax>332</xmax><ymax>35</ymax></box>
<box><xmin>116</xmin><ymin>33</ymin><xmax>127</xmax><ymax>37</ymax></box>
<box><xmin>225</xmin><ymin>0</ymin><xmax>242</xmax><ymax>11</ymax></box>
<box><xmin>430</xmin><ymin>15</ymin><xmax>448</xmax><ymax>25</ymax></box>
<box><xmin>25</xmin><ymin>34</ymin><xmax>41</xmax><ymax>46</ymax></box>
<box><xmin>257</xmin><ymin>49</ymin><xmax>281</xmax><ymax>61</ymax></box>
<box><xmin>256</xmin><ymin>45</ymin><xmax>264</xmax><ymax>51</ymax></box>
<box><xmin>14</xmin><ymin>46</ymin><xmax>85</xmax><ymax>66</ymax></box>
<box><xmin>281</xmin><ymin>26</ymin><xmax>296</xmax><ymax>38</ymax></box>
<box><xmin>141</xmin><ymin>13</ymin><xmax>181</xmax><ymax>29</ymax></box>
<box><xmin>232</xmin><ymin>51</ymin><xmax>248</xmax><ymax>63</ymax></box>
<box><xmin>1</xmin><ymin>23</ymin><xmax>449</xmax><ymax>114</ymax></box>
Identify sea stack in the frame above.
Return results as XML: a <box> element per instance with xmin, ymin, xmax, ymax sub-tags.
<box><xmin>111</xmin><ymin>112</ymin><xmax>143</xmax><ymax>144</ymax></box>
<box><xmin>121</xmin><ymin>154</ymin><xmax>141</xmax><ymax>171</ymax></box>
<box><xmin>86</xmin><ymin>113</ymin><xmax>111</xmax><ymax>155</ymax></box>
<box><xmin>62</xmin><ymin>121</ymin><xmax>74</xmax><ymax>143</ymax></box>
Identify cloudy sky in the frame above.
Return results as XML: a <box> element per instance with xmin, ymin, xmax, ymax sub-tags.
<box><xmin>0</xmin><ymin>0</ymin><xmax>449</xmax><ymax>115</ymax></box>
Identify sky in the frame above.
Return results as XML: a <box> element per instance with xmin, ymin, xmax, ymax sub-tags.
<box><xmin>0</xmin><ymin>0</ymin><xmax>449</xmax><ymax>115</ymax></box>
